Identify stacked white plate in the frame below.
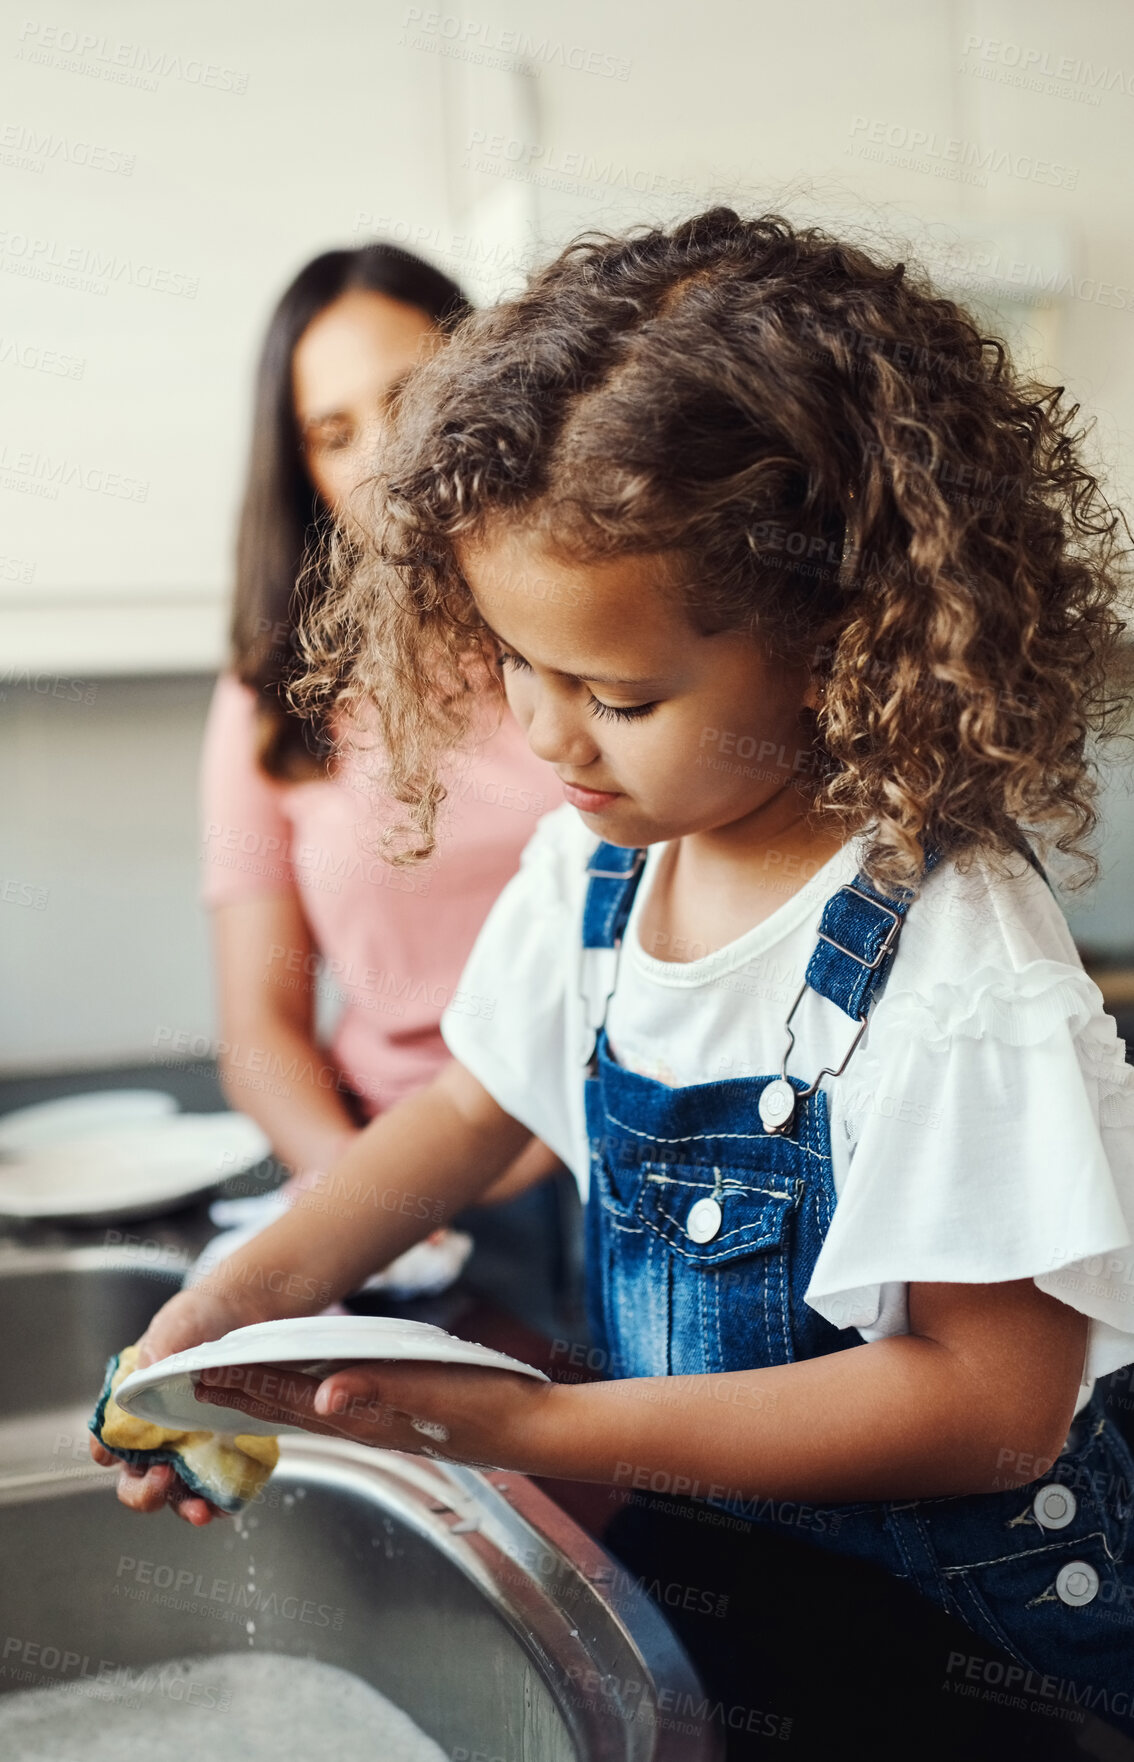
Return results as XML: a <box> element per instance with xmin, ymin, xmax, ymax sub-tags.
<box><xmin>114</xmin><ymin>1314</ymin><xmax>549</xmax><ymax>1436</ymax></box>
<box><xmin>0</xmin><ymin>1092</ymin><xmax>270</xmax><ymax>1224</ymax></box>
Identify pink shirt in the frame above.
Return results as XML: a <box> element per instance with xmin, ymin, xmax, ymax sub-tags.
<box><xmin>199</xmin><ymin>672</ymin><xmax>553</xmax><ymax>1117</ymax></box>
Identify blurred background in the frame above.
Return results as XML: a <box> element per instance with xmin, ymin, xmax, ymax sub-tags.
<box><xmin>2</xmin><ymin>0</ymin><xmax>1131</xmax><ymax>1078</ymax></box>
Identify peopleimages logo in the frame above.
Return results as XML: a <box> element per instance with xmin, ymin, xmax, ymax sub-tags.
<box><xmin>397</xmin><ymin>9</ymin><xmax>631</xmax><ymax>80</ymax></box>
<box><xmin>111</xmin><ymin>1557</ymin><xmax>345</xmax><ymax>1630</ymax></box>
<box><xmin>462</xmin><ymin>128</ymin><xmax>693</xmax><ymax>199</ymax></box>
<box><xmin>15</xmin><ymin>21</ymin><xmax>250</xmax><ymax>94</ymax></box>
<box><xmin>0</xmin><ymin>1637</ymin><xmax>233</xmax><ymax>1712</ymax></box>
<box><xmin>847</xmin><ymin>115</ymin><xmax>1079</xmax><ymax>189</ymax></box>
<box><xmin>0</xmin><ymin>231</ymin><xmax>198</xmax><ymax>299</ymax></box>
<box><xmin>944</xmin><ymin>1648</ymin><xmax>1131</xmax><ymax>1722</ymax></box>
<box><xmin>0</xmin><ymin>444</ymin><xmax>147</xmax><ymax>501</ymax></box>
<box><xmin>0</xmin><ymin>123</ymin><xmax>135</xmax><ymax>174</ymax></box>
<box><xmin>0</xmin><ymin>334</ymin><xmax>84</xmax><ymax>377</ymax></box>
<box><xmin>959</xmin><ymin>32</ymin><xmax>1134</xmax><ymax>98</ymax></box>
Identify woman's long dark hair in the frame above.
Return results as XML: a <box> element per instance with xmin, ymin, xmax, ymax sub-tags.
<box><xmin>232</xmin><ymin>243</ymin><xmax>471</xmax><ymax>779</ymax></box>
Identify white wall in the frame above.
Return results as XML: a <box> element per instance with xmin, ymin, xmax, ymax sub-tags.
<box><xmin>2</xmin><ymin>0</ymin><xmax>1132</xmax><ymax>1069</ymax></box>
<box><xmin>0</xmin><ymin>674</ymin><xmax>216</xmax><ymax>1069</ymax></box>
<box><xmin>4</xmin><ymin>0</ymin><xmax>1134</xmax><ymax>669</ymax></box>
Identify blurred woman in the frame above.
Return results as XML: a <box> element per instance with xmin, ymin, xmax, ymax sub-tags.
<box><xmin>200</xmin><ymin>243</ymin><xmax>559</xmax><ymax>1243</ymax></box>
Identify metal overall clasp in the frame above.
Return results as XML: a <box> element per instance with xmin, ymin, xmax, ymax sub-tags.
<box><xmin>759</xmin><ymin>889</ymin><xmax>903</xmax><ymax>1137</ymax></box>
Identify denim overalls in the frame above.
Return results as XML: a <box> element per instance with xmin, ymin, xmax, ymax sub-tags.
<box><xmin>580</xmin><ymin>838</ymin><xmax>1134</xmax><ymax>1716</ymax></box>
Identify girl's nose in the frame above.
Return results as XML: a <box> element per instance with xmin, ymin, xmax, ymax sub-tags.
<box><xmin>524</xmin><ymin>686</ymin><xmax>599</xmax><ymax>768</ymax></box>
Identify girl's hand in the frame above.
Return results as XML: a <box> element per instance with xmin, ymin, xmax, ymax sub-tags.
<box><xmin>196</xmin><ymin>1358</ymin><xmax>557</xmax><ymax>1474</ymax></box>
<box><xmin>88</xmin><ymin>1282</ymin><xmax>270</xmax><ymax>1526</ymax></box>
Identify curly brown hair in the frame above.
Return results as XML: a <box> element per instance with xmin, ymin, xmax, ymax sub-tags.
<box><xmin>294</xmin><ymin>206</ymin><xmax>1132</xmax><ymax>893</ymax></box>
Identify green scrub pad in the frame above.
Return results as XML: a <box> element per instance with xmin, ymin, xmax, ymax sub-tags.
<box><xmin>89</xmin><ymin>1343</ymin><xmax>279</xmax><ymax>1515</ymax></box>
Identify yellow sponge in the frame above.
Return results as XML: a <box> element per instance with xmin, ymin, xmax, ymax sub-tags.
<box><xmin>89</xmin><ymin>1344</ymin><xmax>279</xmax><ymax>1514</ymax></box>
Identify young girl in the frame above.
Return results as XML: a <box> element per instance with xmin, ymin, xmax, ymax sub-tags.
<box><xmin>99</xmin><ymin>208</ymin><xmax>1134</xmax><ymax>1736</ymax></box>
<box><xmin>198</xmin><ymin>240</ymin><xmax>560</xmax><ymax>1268</ymax></box>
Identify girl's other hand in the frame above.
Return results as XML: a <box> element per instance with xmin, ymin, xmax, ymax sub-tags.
<box><xmin>88</xmin><ymin>1281</ymin><xmax>270</xmax><ymax>1526</ymax></box>
<box><xmin>196</xmin><ymin>1357</ymin><xmax>556</xmax><ymax>1478</ymax></box>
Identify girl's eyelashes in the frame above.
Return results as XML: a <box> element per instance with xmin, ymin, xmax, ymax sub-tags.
<box><xmin>495</xmin><ymin>647</ymin><xmax>657</xmax><ymax>723</ymax></box>
<box><xmin>587</xmin><ymin>696</ymin><xmax>658</xmax><ymax>724</ymax></box>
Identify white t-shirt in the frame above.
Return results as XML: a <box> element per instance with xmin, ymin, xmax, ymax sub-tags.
<box><xmin>441</xmin><ymin>804</ymin><xmax>1134</xmax><ymax>1398</ymax></box>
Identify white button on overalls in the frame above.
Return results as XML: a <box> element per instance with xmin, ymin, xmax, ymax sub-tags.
<box><xmin>1033</xmin><ymin>1484</ymin><xmax>1076</xmax><ymax>1530</ymax></box>
<box><xmin>685</xmin><ymin>1196</ymin><xmax>723</xmax><ymax>1243</ymax></box>
<box><xmin>758</xmin><ymin>1078</ymin><xmax>796</xmax><ymax>1134</ymax></box>
<box><xmin>1055</xmin><ymin>1561</ymin><xmax>1099</xmax><ymax>1607</ymax></box>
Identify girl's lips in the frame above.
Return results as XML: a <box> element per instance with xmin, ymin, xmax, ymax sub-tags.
<box><xmin>560</xmin><ymin>780</ymin><xmax>622</xmax><ymax>812</ymax></box>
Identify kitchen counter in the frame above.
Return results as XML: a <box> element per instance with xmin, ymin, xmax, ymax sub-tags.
<box><xmin>0</xmin><ymin>1058</ymin><xmax>588</xmax><ymax>1341</ymax></box>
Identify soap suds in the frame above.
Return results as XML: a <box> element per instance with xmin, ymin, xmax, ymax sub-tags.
<box><xmin>409</xmin><ymin>1417</ymin><xmax>450</xmax><ymax>1443</ymax></box>
<box><xmin>0</xmin><ymin>1652</ymin><xmax>448</xmax><ymax>1761</ymax></box>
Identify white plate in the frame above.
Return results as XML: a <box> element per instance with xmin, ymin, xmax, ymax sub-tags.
<box><xmin>0</xmin><ymin>1090</ymin><xmax>178</xmax><ymax>1156</ymax></box>
<box><xmin>114</xmin><ymin>1314</ymin><xmax>549</xmax><ymax>1435</ymax></box>
<box><xmin>0</xmin><ymin>1113</ymin><xmax>270</xmax><ymax>1223</ymax></box>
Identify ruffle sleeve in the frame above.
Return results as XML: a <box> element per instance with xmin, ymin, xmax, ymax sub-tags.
<box><xmin>805</xmin><ymin>959</ymin><xmax>1134</xmax><ymax>1383</ymax></box>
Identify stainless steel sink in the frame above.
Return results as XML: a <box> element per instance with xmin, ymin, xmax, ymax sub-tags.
<box><xmin>0</xmin><ymin>1247</ymin><xmax>722</xmax><ymax>1760</ymax></box>
<box><xmin>0</xmin><ymin>1243</ymin><xmax>185</xmax><ymax>1478</ymax></box>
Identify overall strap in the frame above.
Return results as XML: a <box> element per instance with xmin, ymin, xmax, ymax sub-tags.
<box><xmin>1012</xmin><ymin>831</ymin><xmax>1057</xmax><ymax>898</ymax></box>
<box><xmin>578</xmin><ymin>842</ymin><xmax>647</xmax><ymax>1066</ymax></box>
<box><xmin>581</xmin><ymin>842</ymin><xmax>647</xmax><ymax>949</ymax></box>
<box><xmin>805</xmin><ymin>844</ymin><xmax>943</xmax><ymax>1020</ymax></box>
<box><xmin>806</xmin><ymin>833</ymin><xmax>1054</xmax><ymax>1020</ymax></box>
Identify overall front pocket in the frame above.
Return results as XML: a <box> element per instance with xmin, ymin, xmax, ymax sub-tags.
<box><xmin>632</xmin><ymin>1161</ymin><xmax>804</xmax><ymax>1376</ymax></box>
